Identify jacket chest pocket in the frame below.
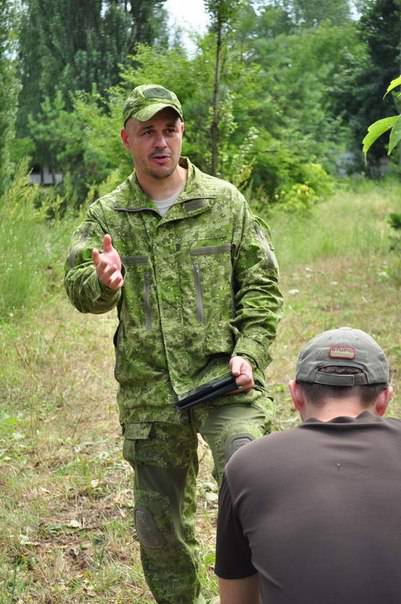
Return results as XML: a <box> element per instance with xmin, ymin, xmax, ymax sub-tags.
<box><xmin>189</xmin><ymin>243</ymin><xmax>234</xmax><ymax>324</ymax></box>
<box><xmin>121</xmin><ymin>255</ymin><xmax>153</xmax><ymax>330</ymax></box>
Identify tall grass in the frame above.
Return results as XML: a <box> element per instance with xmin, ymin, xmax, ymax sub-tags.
<box><xmin>269</xmin><ymin>179</ymin><xmax>401</xmax><ymax>271</ymax></box>
<box><xmin>0</xmin><ymin>165</ymin><xmax>77</xmax><ymax>321</ymax></box>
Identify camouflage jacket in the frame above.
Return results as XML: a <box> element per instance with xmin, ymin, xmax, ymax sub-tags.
<box><xmin>65</xmin><ymin>159</ymin><xmax>283</xmax><ymax>425</ymax></box>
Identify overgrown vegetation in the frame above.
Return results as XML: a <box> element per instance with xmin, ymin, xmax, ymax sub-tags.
<box><xmin>2</xmin><ymin>0</ymin><xmax>400</xmax><ymax>212</ymax></box>
<box><xmin>0</xmin><ymin>164</ymin><xmax>76</xmax><ymax>320</ymax></box>
<box><xmin>0</xmin><ymin>180</ymin><xmax>400</xmax><ymax>603</ymax></box>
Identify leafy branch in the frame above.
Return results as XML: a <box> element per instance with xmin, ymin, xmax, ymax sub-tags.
<box><xmin>362</xmin><ymin>75</ymin><xmax>401</xmax><ymax>156</ymax></box>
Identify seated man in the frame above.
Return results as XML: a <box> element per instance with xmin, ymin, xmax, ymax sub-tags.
<box><xmin>215</xmin><ymin>327</ymin><xmax>399</xmax><ymax>604</ymax></box>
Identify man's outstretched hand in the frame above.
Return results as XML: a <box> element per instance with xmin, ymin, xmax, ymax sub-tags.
<box><xmin>229</xmin><ymin>356</ymin><xmax>255</xmax><ymax>392</ymax></box>
<box><xmin>92</xmin><ymin>234</ymin><xmax>124</xmax><ymax>290</ymax></box>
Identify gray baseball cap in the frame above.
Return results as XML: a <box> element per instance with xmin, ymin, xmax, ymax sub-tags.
<box><xmin>296</xmin><ymin>327</ymin><xmax>390</xmax><ymax>386</ymax></box>
<box><xmin>123</xmin><ymin>84</ymin><xmax>183</xmax><ymax>125</ymax></box>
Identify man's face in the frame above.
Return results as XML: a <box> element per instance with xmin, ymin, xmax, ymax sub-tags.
<box><xmin>121</xmin><ymin>108</ymin><xmax>184</xmax><ymax>181</ymax></box>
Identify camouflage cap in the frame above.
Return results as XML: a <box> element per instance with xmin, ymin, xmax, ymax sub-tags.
<box><xmin>122</xmin><ymin>84</ymin><xmax>183</xmax><ymax>125</ymax></box>
<box><xmin>296</xmin><ymin>327</ymin><xmax>390</xmax><ymax>386</ymax></box>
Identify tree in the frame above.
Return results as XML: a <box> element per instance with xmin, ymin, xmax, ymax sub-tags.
<box><xmin>234</xmin><ymin>6</ymin><xmax>363</xmax><ymax>174</ymax></box>
<box><xmin>125</xmin><ymin>0</ymin><xmax>169</xmax><ymax>50</ymax></box>
<box><xmin>253</xmin><ymin>0</ymin><xmax>352</xmax><ymax>27</ymax></box>
<box><xmin>332</xmin><ymin>0</ymin><xmax>401</xmax><ymax>165</ymax></box>
<box><xmin>287</xmin><ymin>0</ymin><xmax>351</xmax><ymax>27</ymax></box>
<box><xmin>0</xmin><ymin>0</ymin><xmax>19</xmax><ymax>194</ymax></box>
<box><xmin>17</xmin><ymin>0</ymin><xmax>169</xmax><ymax>135</ymax></box>
<box><xmin>204</xmin><ymin>0</ymin><xmax>243</xmax><ymax>175</ymax></box>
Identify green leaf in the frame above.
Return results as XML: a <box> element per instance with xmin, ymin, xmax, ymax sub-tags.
<box><xmin>384</xmin><ymin>75</ymin><xmax>401</xmax><ymax>98</ymax></box>
<box><xmin>362</xmin><ymin>116</ymin><xmax>398</xmax><ymax>155</ymax></box>
<box><xmin>388</xmin><ymin>115</ymin><xmax>401</xmax><ymax>155</ymax></box>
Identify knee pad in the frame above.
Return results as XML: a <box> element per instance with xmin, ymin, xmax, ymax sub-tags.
<box><xmin>224</xmin><ymin>433</ymin><xmax>254</xmax><ymax>462</ymax></box>
<box><xmin>135</xmin><ymin>507</ymin><xmax>165</xmax><ymax>549</ymax></box>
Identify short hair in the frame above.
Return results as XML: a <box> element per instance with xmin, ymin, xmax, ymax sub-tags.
<box><xmin>297</xmin><ymin>366</ymin><xmax>387</xmax><ymax>407</ymax></box>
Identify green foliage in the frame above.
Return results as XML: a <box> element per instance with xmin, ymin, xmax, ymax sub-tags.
<box><xmin>252</xmin><ymin>0</ymin><xmax>352</xmax><ymax>28</ymax></box>
<box><xmin>0</xmin><ymin>0</ymin><xmax>19</xmax><ymax>194</ymax></box>
<box><xmin>0</xmin><ymin>163</ymin><xmax>74</xmax><ymax>320</ymax></box>
<box><xmin>290</xmin><ymin>0</ymin><xmax>351</xmax><ymax>27</ymax></box>
<box><xmin>334</xmin><ymin>0</ymin><xmax>401</xmax><ymax>164</ymax></box>
<box><xmin>389</xmin><ymin>212</ymin><xmax>401</xmax><ymax>231</ymax></box>
<box><xmin>278</xmin><ymin>163</ymin><xmax>334</xmax><ymax>212</ymax></box>
<box><xmin>362</xmin><ymin>76</ymin><xmax>401</xmax><ymax>156</ymax></box>
<box><xmin>248</xmin><ymin>127</ymin><xmax>334</xmax><ymax>214</ymax></box>
<box><xmin>29</xmin><ymin>39</ymin><xmax>267</xmax><ymax>204</ymax></box>
<box><xmin>270</xmin><ymin>178</ymin><xmax>400</xmax><ymax>269</ymax></box>
<box><xmin>362</xmin><ymin>115</ymin><xmax>399</xmax><ymax>155</ymax></box>
<box><xmin>17</xmin><ymin>0</ymin><xmax>169</xmax><ymax>137</ymax></box>
<box><xmin>204</xmin><ymin>0</ymin><xmax>244</xmax><ymax>31</ymax></box>
<box><xmin>385</xmin><ymin>74</ymin><xmax>401</xmax><ymax>96</ymax></box>
<box><xmin>0</xmin><ymin>165</ymin><xmax>45</xmax><ymax>319</ymax></box>
<box><xmin>219</xmin><ymin>124</ymin><xmax>259</xmax><ymax>189</ymax></box>
<box><xmin>388</xmin><ymin>212</ymin><xmax>401</xmax><ymax>254</ymax></box>
<box><xmin>362</xmin><ymin>76</ymin><xmax>401</xmax><ymax>252</ymax></box>
<box><xmin>11</xmin><ymin>1</ymin><xmax>373</xmax><ymax>211</ymax></box>
<box><xmin>232</xmin><ymin>4</ymin><xmax>365</xmax><ymax>176</ymax></box>
<box><xmin>204</xmin><ymin>0</ymin><xmax>245</xmax><ymax>174</ymax></box>
<box><xmin>65</xmin><ymin>32</ymin><xmax>336</xmax><ymax>206</ymax></box>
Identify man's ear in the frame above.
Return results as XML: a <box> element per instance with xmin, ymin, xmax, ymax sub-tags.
<box><xmin>288</xmin><ymin>380</ymin><xmax>305</xmax><ymax>415</ymax></box>
<box><xmin>120</xmin><ymin>127</ymin><xmax>129</xmax><ymax>149</ymax></box>
<box><xmin>374</xmin><ymin>386</ymin><xmax>393</xmax><ymax>417</ymax></box>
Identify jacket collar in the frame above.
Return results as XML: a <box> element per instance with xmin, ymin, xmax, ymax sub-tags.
<box><xmin>113</xmin><ymin>158</ymin><xmax>215</xmax><ymax>217</ymax></box>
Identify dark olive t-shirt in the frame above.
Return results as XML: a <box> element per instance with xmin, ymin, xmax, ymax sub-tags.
<box><xmin>215</xmin><ymin>412</ymin><xmax>401</xmax><ymax>604</ymax></box>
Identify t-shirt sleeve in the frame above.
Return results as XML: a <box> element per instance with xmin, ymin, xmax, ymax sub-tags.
<box><xmin>214</xmin><ymin>472</ymin><xmax>257</xmax><ymax>579</ymax></box>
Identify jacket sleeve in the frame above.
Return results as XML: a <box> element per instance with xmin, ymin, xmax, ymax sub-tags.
<box><xmin>231</xmin><ymin>196</ymin><xmax>283</xmax><ymax>379</ymax></box>
<box><xmin>64</xmin><ymin>204</ymin><xmax>121</xmax><ymax>314</ymax></box>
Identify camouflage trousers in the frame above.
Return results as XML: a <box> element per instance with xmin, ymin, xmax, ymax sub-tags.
<box><xmin>122</xmin><ymin>396</ymin><xmax>271</xmax><ymax>604</ymax></box>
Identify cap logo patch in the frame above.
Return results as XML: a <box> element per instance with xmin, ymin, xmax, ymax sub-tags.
<box><xmin>329</xmin><ymin>345</ymin><xmax>356</xmax><ymax>360</ymax></box>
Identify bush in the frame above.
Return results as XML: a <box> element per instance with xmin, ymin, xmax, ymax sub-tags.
<box><xmin>0</xmin><ymin>164</ymin><xmax>73</xmax><ymax>320</ymax></box>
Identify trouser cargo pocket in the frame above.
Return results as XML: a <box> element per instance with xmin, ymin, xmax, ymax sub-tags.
<box><xmin>122</xmin><ymin>422</ymin><xmax>152</xmax><ymax>466</ymax></box>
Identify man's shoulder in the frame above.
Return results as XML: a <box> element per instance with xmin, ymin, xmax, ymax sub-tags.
<box><xmin>223</xmin><ymin>427</ymin><xmax>304</xmax><ymax>494</ymax></box>
<box><xmin>189</xmin><ymin>161</ymin><xmax>244</xmax><ymax>202</ymax></box>
<box><xmin>88</xmin><ymin>177</ymin><xmax>132</xmax><ymax>213</ymax></box>
<box><xmin>381</xmin><ymin>416</ymin><xmax>401</xmax><ymax>430</ymax></box>
<box><xmin>300</xmin><ymin>413</ymin><xmax>401</xmax><ymax>433</ymax></box>
<box><xmin>226</xmin><ymin>427</ymin><xmax>302</xmax><ymax>469</ymax></box>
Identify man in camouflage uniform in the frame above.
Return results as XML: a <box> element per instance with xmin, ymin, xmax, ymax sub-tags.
<box><xmin>65</xmin><ymin>84</ymin><xmax>282</xmax><ymax>604</ymax></box>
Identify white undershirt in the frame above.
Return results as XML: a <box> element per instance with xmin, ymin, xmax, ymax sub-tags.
<box><xmin>153</xmin><ymin>185</ymin><xmax>184</xmax><ymax>217</ymax></box>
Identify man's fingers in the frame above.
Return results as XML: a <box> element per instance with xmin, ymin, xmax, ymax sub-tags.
<box><xmin>230</xmin><ymin>356</ymin><xmax>251</xmax><ymax>377</ymax></box>
<box><xmin>109</xmin><ymin>272</ymin><xmax>124</xmax><ymax>289</ymax></box>
<box><xmin>92</xmin><ymin>248</ymin><xmax>100</xmax><ymax>265</ymax></box>
<box><xmin>99</xmin><ymin>268</ymin><xmax>123</xmax><ymax>290</ymax></box>
<box><xmin>103</xmin><ymin>234</ymin><xmax>113</xmax><ymax>253</ymax></box>
<box><xmin>230</xmin><ymin>357</ymin><xmax>242</xmax><ymax>376</ymax></box>
<box><xmin>229</xmin><ymin>356</ymin><xmax>255</xmax><ymax>391</ymax></box>
<box><xmin>101</xmin><ymin>263</ymin><xmax>122</xmax><ymax>282</ymax></box>
<box><xmin>235</xmin><ymin>373</ymin><xmax>254</xmax><ymax>388</ymax></box>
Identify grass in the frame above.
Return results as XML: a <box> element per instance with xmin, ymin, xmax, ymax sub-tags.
<box><xmin>0</xmin><ymin>179</ymin><xmax>400</xmax><ymax>603</ymax></box>
<box><xmin>0</xmin><ymin>168</ymin><xmax>78</xmax><ymax>323</ymax></box>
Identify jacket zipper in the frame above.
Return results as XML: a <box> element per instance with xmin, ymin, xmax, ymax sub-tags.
<box><xmin>192</xmin><ymin>262</ymin><xmax>205</xmax><ymax>323</ymax></box>
<box><xmin>144</xmin><ymin>270</ymin><xmax>152</xmax><ymax>330</ymax></box>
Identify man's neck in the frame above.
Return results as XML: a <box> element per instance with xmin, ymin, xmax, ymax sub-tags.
<box><xmin>303</xmin><ymin>398</ymin><xmax>373</xmax><ymax>422</ymax></box>
<box><xmin>137</xmin><ymin>164</ymin><xmax>187</xmax><ymax>200</ymax></box>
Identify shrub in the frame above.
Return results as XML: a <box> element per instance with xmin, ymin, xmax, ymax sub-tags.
<box><xmin>0</xmin><ymin>164</ymin><xmax>72</xmax><ymax>320</ymax></box>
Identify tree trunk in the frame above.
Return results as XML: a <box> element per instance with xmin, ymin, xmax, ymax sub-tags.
<box><xmin>210</xmin><ymin>17</ymin><xmax>223</xmax><ymax>176</ymax></box>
